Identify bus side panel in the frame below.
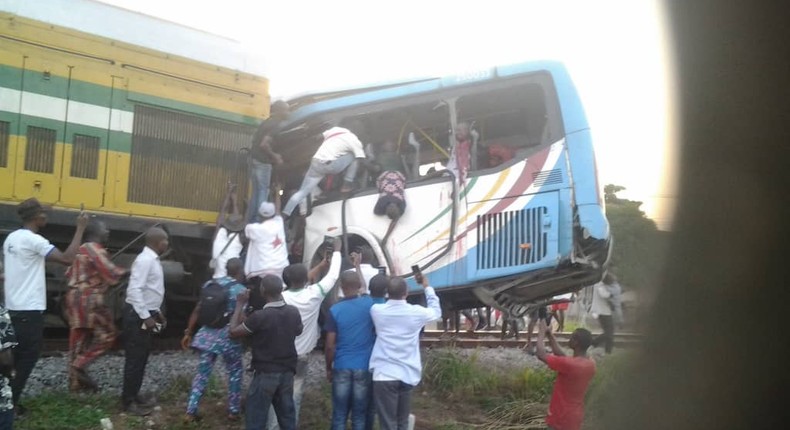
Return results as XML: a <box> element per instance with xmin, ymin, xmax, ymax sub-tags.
<box><xmin>565</xmin><ymin>129</ymin><xmax>608</xmax><ymax>239</ymax></box>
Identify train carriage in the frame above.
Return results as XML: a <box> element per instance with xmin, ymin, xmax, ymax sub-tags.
<box><xmin>0</xmin><ymin>0</ymin><xmax>269</xmax><ymax>325</ymax></box>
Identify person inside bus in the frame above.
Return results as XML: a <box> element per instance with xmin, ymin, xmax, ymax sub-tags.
<box><xmin>248</xmin><ymin>100</ymin><xmax>289</xmax><ymax>223</ymax></box>
<box><xmin>282</xmin><ymin>120</ymin><xmax>379</xmax><ymax>217</ymax></box>
<box><xmin>373</xmin><ymin>140</ymin><xmax>408</xmax><ymax>220</ymax></box>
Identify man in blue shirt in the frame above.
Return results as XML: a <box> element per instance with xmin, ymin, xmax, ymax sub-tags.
<box><xmin>325</xmin><ymin>270</ymin><xmax>376</xmax><ymax>430</ymax></box>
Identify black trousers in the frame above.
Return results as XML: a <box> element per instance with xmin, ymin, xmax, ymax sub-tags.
<box><xmin>121</xmin><ymin>304</ymin><xmax>152</xmax><ymax>406</ymax></box>
<box><xmin>594</xmin><ymin>314</ymin><xmax>615</xmax><ymax>354</ymax></box>
<box><xmin>9</xmin><ymin>311</ymin><xmax>44</xmax><ymax>406</ymax></box>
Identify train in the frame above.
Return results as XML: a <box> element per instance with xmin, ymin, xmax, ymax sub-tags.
<box><xmin>0</xmin><ymin>0</ymin><xmax>268</xmax><ymax>326</ymax></box>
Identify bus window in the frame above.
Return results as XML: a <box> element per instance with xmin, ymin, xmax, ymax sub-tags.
<box><xmin>457</xmin><ymin>83</ymin><xmax>549</xmax><ymax>170</ymax></box>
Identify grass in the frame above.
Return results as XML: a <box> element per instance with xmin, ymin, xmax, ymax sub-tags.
<box><xmin>16</xmin><ymin>393</ymin><xmax>117</xmax><ymax>430</ymax></box>
<box><xmin>15</xmin><ymin>349</ymin><xmax>630</xmax><ymax>429</ymax></box>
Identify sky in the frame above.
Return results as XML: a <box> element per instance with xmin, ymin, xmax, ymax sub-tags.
<box><xmin>98</xmin><ymin>0</ymin><xmax>678</xmax><ymax>230</ymax></box>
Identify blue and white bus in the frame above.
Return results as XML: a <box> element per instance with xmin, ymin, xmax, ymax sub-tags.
<box><xmin>275</xmin><ymin>61</ymin><xmax>610</xmax><ymax>316</ymax></box>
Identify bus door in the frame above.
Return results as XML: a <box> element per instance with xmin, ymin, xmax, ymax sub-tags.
<box><xmin>468</xmin><ymin>190</ymin><xmax>560</xmax><ymax>281</ymax></box>
<box><xmin>59</xmin><ymin>67</ymin><xmax>113</xmax><ymax>209</ymax></box>
<box><xmin>12</xmin><ymin>57</ymin><xmax>70</xmax><ymax>204</ymax></box>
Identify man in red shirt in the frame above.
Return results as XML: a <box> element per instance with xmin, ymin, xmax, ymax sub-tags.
<box><xmin>535</xmin><ymin>316</ymin><xmax>596</xmax><ymax>430</ymax></box>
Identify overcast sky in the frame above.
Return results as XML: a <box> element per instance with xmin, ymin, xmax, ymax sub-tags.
<box><xmin>99</xmin><ymin>0</ymin><xmax>677</xmax><ymax>229</ymax></box>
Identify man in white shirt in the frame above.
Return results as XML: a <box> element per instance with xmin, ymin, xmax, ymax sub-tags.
<box><xmin>211</xmin><ymin>185</ymin><xmax>244</xmax><ymax>279</ymax></box>
<box><xmin>121</xmin><ymin>227</ymin><xmax>169</xmax><ymax>416</ymax></box>
<box><xmin>245</xmin><ymin>201</ymin><xmax>289</xmax><ymax>280</ymax></box>
<box><xmin>339</xmin><ymin>245</ymin><xmax>379</xmax><ymax>298</ymax></box>
<box><xmin>282</xmin><ymin>121</ymin><xmax>377</xmax><ymax>217</ymax></box>
<box><xmin>2</xmin><ymin>198</ymin><xmax>87</xmax><ymax>415</ymax></box>
<box><xmin>369</xmin><ymin>275</ymin><xmax>441</xmax><ymax>430</ymax></box>
<box><xmin>267</xmin><ymin>237</ymin><xmax>343</xmax><ymax>429</ymax></box>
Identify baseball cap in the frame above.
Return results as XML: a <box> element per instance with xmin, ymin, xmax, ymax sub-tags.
<box><xmin>258</xmin><ymin>202</ymin><xmax>276</xmax><ymax>218</ymax></box>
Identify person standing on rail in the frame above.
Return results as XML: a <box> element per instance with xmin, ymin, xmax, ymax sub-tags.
<box><xmin>64</xmin><ymin>220</ymin><xmax>127</xmax><ymax>392</ymax></box>
<box><xmin>182</xmin><ymin>258</ymin><xmax>247</xmax><ymax>423</ymax></box>
<box><xmin>369</xmin><ymin>275</ymin><xmax>442</xmax><ymax>430</ymax></box>
<box><xmin>2</xmin><ymin>198</ymin><xmax>88</xmax><ymax>417</ymax></box>
<box><xmin>248</xmin><ymin>100</ymin><xmax>288</xmax><ymax>223</ymax></box>
<box><xmin>229</xmin><ymin>275</ymin><xmax>303</xmax><ymax>430</ymax></box>
<box><xmin>121</xmin><ymin>227</ymin><xmax>169</xmax><ymax>416</ymax></box>
<box><xmin>211</xmin><ymin>184</ymin><xmax>245</xmax><ymax>279</ymax></box>
<box><xmin>267</xmin><ymin>237</ymin><xmax>343</xmax><ymax>429</ymax></box>
<box><xmin>282</xmin><ymin>120</ymin><xmax>378</xmax><ymax>217</ymax></box>
<box><xmin>325</xmin><ymin>263</ymin><xmax>377</xmax><ymax>430</ymax></box>
<box><xmin>591</xmin><ymin>272</ymin><xmax>623</xmax><ymax>354</ymax></box>
<box><xmin>244</xmin><ymin>194</ymin><xmax>289</xmax><ymax>280</ymax></box>
<box><xmin>535</xmin><ymin>318</ymin><xmax>596</xmax><ymax>430</ymax></box>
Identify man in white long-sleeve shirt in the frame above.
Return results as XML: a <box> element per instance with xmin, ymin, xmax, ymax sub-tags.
<box><xmin>121</xmin><ymin>227</ymin><xmax>169</xmax><ymax>415</ymax></box>
<box><xmin>267</xmin><ymin>236</ymin><xmax>343</xmax><ymax>429</ymax></box>
<box><xmin>369</xmin><ymin>274</ymin><xmax>441</xmax><ymax>430</ymax></box>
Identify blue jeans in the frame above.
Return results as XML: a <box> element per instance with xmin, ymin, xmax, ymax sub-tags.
<box><xmin>331</xmin><ymin>369</ymin><xmax>372</xmax><ymax>430</ymax></box>
<box><xmin>248</xmin><ymin>159</ymin><xmax>272</xmax><ymax>222</ymax></box>
<box><xmin>266</xmin><ymin>355</ymin><xmax>309</xmax><ymax>430</ymax></box>
<box><xmin>0</xmin><ymin>408</ymin><xmax>12</xmax><ymax>430</ymax></box>
<box><xmin>246</xmin><ymin>371</ymin><xmax>295</xmax><ymax>430</ymax></box>
<box><xmin>282</xmin><ymin>154</ymin><xmax>358</xmax><ymax>216</ymax></box>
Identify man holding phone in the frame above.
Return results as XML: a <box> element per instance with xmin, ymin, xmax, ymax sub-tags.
<box><xmin>368</xmin><ymin>266</ymin><xmax>442</xmax><ymax>430</ymax></box>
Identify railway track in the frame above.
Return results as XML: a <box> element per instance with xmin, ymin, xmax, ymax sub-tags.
<box><xmin>420</xmin><ymin>329</ymin><xmax>642</xmax><ymax>349</ymax></box>
<box><xmin>42</xmin><ymin>329</ymin><xmax>641</xmax><ymax>355</ymax></box>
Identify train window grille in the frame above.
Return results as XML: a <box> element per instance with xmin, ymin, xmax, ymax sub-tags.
<box><xmin>128</xmin><ymin>105</ymin><xmax>254</xmax><ymax>211</ymax></box>
<box><xmin>0</xmin><ymin>121</ymin><xmax>9</xmax><ymax>168</ymax></box>
<box><xmin>70</xmin><ymin>134</ymin><xmax>100</xmax><ymax>179</ymax></box>
<box><xmin>476</xmin><ymin>207</ymin><xmax>548</xmax><ymax>270</ymax></box>
<box><xmin>24</xmin><ymin>126</ymin><xmax>56</xmax><ymax>173</ymax></box>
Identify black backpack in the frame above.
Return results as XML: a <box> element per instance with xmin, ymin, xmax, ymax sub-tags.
<box><xmin>197</xmin><ymin>281</ymin><xmax>231</xmax><ymax>328</ymax></box>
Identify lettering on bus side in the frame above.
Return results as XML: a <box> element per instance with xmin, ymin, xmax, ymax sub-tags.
<box><xmin>442</xmin><ymin>68</ymin><xmax>494</xmax><ymax>86</ymax></box>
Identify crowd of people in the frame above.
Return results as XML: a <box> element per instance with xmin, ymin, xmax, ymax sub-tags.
<box><xmin>0</xmin><ymin>101</ymin><xmax>623</xmax><ymax>430</ymax></box>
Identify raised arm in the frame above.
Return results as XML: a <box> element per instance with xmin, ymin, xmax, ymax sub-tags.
<box><xmin>315</xmin><ymin>238</ymin><xmax>343</xmax><ymax>294</ymax></box>
<box><xmin>229</xmin><ymin>289</ymin><xmax>251</xmax><ymax>339</ymax></box>
<box><xmin>417</xmin><ymin>276</ymin><xmax>442</xmax><ymax>324</ymax></box>
<box><xmin>47</xmin><ymin>212</ymin><xmax>88</xmax><ymax>265</ymax></box>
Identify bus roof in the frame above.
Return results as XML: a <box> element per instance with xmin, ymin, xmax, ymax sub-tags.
<box><xmin>0</xmin><ymin>0</ymin><xmax>268</xmax><ymax>76</ymax></box>
<box><xmin>280</xmin><ymin>60</ymin><xmax>586</xmax><ymax>132</ymax></box>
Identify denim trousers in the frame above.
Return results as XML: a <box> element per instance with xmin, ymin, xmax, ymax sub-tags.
<box><xmin>266</xmin><ymin>355</ymin><xmax>308</xmax><ymax>429</ymax></box>
<box><xmin>373</xmin><ymin>380</ymin><xmax>414</xmax><ymax>430</ymax></box>
<box><xmin>282</xmin><ymin>154</ymin><xmax>358</xmax><ymax>216</ymax></box>
<box><xmin>248</xmin><ymin>159</ymin><xmax>272</xmax><ymax>222</ymax></box>
<box><xmin>331</xmin><ymin>369</ymin><xmax>372</xmax><ymax>430</ymax></box>
<box><xmin>246</xmin><ymin>371</ymin><xmax>296</xmax><ymax>430</ymax></box>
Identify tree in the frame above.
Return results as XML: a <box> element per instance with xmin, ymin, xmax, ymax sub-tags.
<box><xmin>605</xmin><ymin>185</ymin><xmax>668</xmax><ymax>293</ymax></box>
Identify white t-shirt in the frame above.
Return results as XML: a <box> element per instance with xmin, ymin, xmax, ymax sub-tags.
<box><xmin>212</xmin><ymin>227</ymin><xmax>243</xmax><ymax>278</ymax></box>
<box><xmin>2</xmin><ymin>229</ymin><xmax>55</xmax><ymax>311</ymax></box>
<box><xmin>244</xmin><ymin>217</ymin><xmax>289</xmax><ymax>277</ymax></box>
<box><xmin>313</xmin><ymin>127</ymin><xmax>366</xmax><ymax>162</ymax></box>
<box><xmin>338</xmin><ymin>264</ymin><xmax>379</xmax><ymax>298</ymax></box>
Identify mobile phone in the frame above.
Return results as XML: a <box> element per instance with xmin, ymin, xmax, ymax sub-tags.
<box><xmin>411</xmin><ymin>264</ymin><xmax>423</xmax><ymax>283</ymax></box>
<box><xmin>378</xmin><ymin>266</ymin><xmax>386</xmax><ymax>275</ymax></box>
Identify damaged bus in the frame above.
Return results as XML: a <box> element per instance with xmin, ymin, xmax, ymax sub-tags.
<box><xmin>275</xmin><ymin>61</ymin><xmax>611</xmax><ymax>317</ymax></box>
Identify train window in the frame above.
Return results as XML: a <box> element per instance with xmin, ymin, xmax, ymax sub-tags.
<box><xmin>457</xmin><ymin>83</ymin><xmax>549</xmax><ymax>171</ymax></box>
<box><xmin>128</xmin><ymin>105</ymin><xmax>254</xmax><ymax>211</ymax></box>
<box><xmin>0</xmin><ymin>121</ymin><xmax>9</xmax><ymax>168</ymax></box>
<box><xmin>24</xmin><ymin>126</ymin><xmax>56</xmax><ymax>173</ymax></box>
<box><xmin>70</xmin><ymin>134</ymin><xmax>100</xmax><ymax>179</ymax></box>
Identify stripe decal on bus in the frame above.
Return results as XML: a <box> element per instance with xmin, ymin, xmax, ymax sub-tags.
<box><xmin>401</xmin><ymin>177</ymin><xmax>478</xmax><ymax>242</ymax></box>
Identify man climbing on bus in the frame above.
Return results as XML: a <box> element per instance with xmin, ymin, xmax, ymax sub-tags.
<box><xmin>248</xmin><ymin>100</ymin><xmax>289</xmax><ymax>223</ymax></box>
<box><xmin>282</xmin><ymin>119</ymin><xmax>378</xmax><ymax>217</ymax></box>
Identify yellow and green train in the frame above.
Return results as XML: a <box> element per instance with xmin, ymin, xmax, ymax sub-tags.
<box><xmin>0</xmin><ymin>0</ymin><xmax>269</xmax><ymax>325</ymax></box>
